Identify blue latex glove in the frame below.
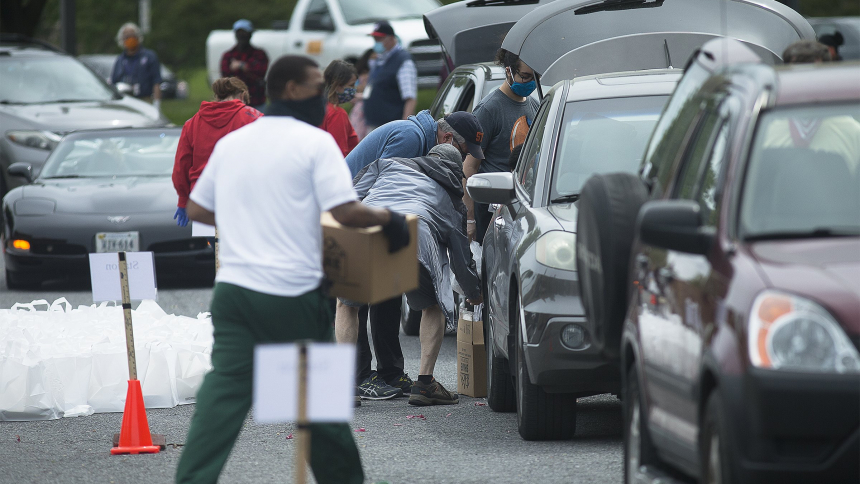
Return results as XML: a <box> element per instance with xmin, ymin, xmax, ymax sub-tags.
<box><xmin>174</xmin><ymin>207</ymin><xmax>189</xmax><ymax>227</ymax></box>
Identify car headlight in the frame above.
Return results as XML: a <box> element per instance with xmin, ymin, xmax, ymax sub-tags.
<box><xmin>749</xmin><ymin>291</ymin><xmax>860</xmax><ymax>373</ymax></box>
<box><xmin>6</xmin><ymin>130</ymin><xmax>62</xmax><ymax>151</ymax></box>
<box><xmin>535</xmin><ymin>231</ymin><xmax>577</xmax><ymax>271</ymax></box>
<box><xmin>14</xmin><ymin>198</ymin><xmax>56</xmax><ymax>216</ymax></box>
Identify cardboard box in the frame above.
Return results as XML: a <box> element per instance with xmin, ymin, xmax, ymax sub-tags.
<box><xmin>457</xmin><ymin>310</ymin><xmax>487</xmax><ymax>398</ymax></box>
<box><xmin>321</xmin><ymin>212</ymin><xmax>418</xmax><ymax>305</ymax></box>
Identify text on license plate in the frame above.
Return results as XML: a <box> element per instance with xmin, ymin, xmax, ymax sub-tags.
<box><xmin>96</xmin><ymin>232</ymin><xmax>140</xmax><ymax>253</ymax></box>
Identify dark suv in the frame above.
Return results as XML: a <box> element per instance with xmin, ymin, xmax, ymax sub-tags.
<box><xmin>577</xmin><ymin>39</ymin><xmax>860</xmax><ymax>483</ymax></box>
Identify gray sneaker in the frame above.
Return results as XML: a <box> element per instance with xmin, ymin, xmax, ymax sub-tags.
<box><xmin>358</xmin><ymin>372</ymin><xmax>402</xmax><ymax>400</ymax></box>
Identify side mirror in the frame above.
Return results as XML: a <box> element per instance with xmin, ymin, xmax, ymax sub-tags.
<box><xmin>467</xmin><ymin>172</ymin><xmax>516</xmax><ymax>206</ymax></box>
<box><xmin>8</xmin><ymin>162</ymin><xmax>34</xmax><ymax>183</ymax></box>
<box><xmin>637</xmin><ymin>200</ymin><xmax>714</xmax><ymax>255</ymax></box>
<box><xmin>114</xmin><ymin>82</ymin><xmax>134</xmax><ymax>96</ymax></box>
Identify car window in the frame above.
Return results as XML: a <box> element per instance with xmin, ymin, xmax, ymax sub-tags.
<box><xmin>642</xmin><ymin>62</ymin><xmax>712</xmax><ymax>194</ymax></box>
<box><xmin>739</xmin><ymin>103</ymin><xmax>860</xmax><ymax>239</ymax></box>
<box><xmin>551</xmin><ymin>95</ymin><xmax>668</xmax><ymax>200</ymax></box>
<box><xmin>40</xmin><ymin>133</ymin><xmax>181</xmax><ymax>179</ymax></box>
<box><xmin>304</xmin><ymin>0</ymin><xmax>334</xmax><ymax>31</ymax></box>
<box><xmin>696</xmin><ymin>122</ymin><xmax>729</xmax><ymax>227</ymax></box>
<box><xmin>516</xmin><ymin>99</ymin><xmax>551</xmax><ymax>201</ymax></box>
<box><xmin>0</xmin><ymin>56</ymin><xmax>115</xmax><ymax>104</ymax></box>
<box><xmin>674</xmin><ymin>109</ymin><xmax>721</xmax><ymax>200</ymax></box>
<box><xmin>436</xmin><ymin>75</ymin><xmax>470</xmax><ymax>117</ymax></box>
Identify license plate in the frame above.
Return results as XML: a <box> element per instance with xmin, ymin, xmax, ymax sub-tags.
<box><xmin>95</xmin><ymin>232</ymin><xmax>140</xmax><ymax>253</ymax></box>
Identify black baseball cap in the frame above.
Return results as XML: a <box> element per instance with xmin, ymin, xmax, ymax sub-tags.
<box><xmin>444</xmin><ymin>112</ymin><xmax>485</xmax><ymax>160</ymax></box>
<box><xmin>370</xmin><ymin>21</ymin><xmax>396</xmax><ymax>38</ymax></box>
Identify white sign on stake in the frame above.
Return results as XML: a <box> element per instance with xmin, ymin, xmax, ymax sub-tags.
<box><xmin>253</xmin><ymin>343</ymin><xmax>356</xmax><ymax>423</ymax></box>
<box><xmin>191</xmin><ymin>222</ymin><xmax>216</xmax><ymax>238</ymax></box>
<box><xmin>88</xmin><ymin>252</ymin><xmax>158</xmax><ymax>302</ymax></box>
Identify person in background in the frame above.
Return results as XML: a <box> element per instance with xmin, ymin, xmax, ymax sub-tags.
<box><xmin>321</xmin><ymin>60</ymin><xmax>359</xmax><ymax>157</ymax></box>
<box><xmin>220</xmin><ymin>19</ymin><xmax>269</xmax><ymax>110</ymax></box>
<box><xmin>111</xmin><ymin>22</ymin><xmax>162</xmax><ymax>110</ymax></box>
<box><xmin>172</xmin><ymin>77</ymin><xmax>262</xmax><ymax>226</ymax></box>
<box><xmin>818</xmin><ymin>32</ymin><xmax>844</xmax><ymax>61</ymax></box>
<box><xmin>176</xmin><ymin>54</ymin><xmax>410</xmax><ymax>484</ymax></box>
<box><xmin>336</xmin><ymin>144</ymin><xmax>482</xmax><ymax>407</ymax></box>
<box><xmin>349</xmin><ymin>49</ymin><xmax>375</xmax><ymax>141</ymax></box>
<box><xmin>782</xmin><ymin>40</ymin><xmax>832</xmax><ymax>64</ymax></box>
<box><xmin>364</xmin><ymin>21</ymin><xmax>417</xmax><ymax>129</ymax></box>
<box><xmin>463</xmin><ymin>47</ymin><xmax>540</xmax><ymax>244</ymax></box>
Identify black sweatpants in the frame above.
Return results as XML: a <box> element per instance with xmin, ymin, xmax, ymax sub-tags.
<box><xmin>356</xmin><ymin>296</ymin><xmax>404</xmax><ymax>384</ymax></box>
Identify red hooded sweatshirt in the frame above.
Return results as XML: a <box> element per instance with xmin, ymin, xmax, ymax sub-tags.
<box><xmin>173</xmin><ymin>99</ymin><xmax>262</xmax><ymax>208</ymax></box>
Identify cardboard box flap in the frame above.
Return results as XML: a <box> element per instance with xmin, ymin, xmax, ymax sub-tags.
<box><xmin>456</xmin><ymin>311</ymin><xmax>484</xmax><ymax>345</ymax></box>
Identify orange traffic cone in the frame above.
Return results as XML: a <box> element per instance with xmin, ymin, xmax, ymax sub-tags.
<box><xmin>111</xmin><ymin>379</ymin><xmax>161</xmax><ymax>455</ymax></box>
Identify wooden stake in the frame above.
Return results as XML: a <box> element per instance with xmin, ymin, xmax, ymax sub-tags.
<box><xmin>296</xmin><ymin>343</ymin><xmax>310</xmax><ymax>484</ymax></box>
<box><xmin>214</xmin><ymin>228</ymin><xmax>220</xmax><ymax>272</ymax></box>
<box><xmin>118</xmin><ymin>251</ymin><xmax>137</xmax><ymax>380</ymax></box>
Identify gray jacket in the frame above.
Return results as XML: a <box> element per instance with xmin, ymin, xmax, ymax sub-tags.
<box><xmin>354</xmin><ymin>156</ymin><xmax>480</xmax><ymax>325</ymax></box>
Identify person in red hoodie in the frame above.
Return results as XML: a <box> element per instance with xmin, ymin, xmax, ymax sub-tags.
<box><xmin>321</xmin><ymin>60</ymin><xmax>359</xmax><ymax>157</ymax></box>
<box><xmin>172</xmin><ymin>77</ymin><xmax>263</xmax><ymax>226</ymax></box>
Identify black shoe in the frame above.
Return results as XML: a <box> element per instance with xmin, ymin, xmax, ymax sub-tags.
<box><xmin>408</xmin><ymin>379</ymin><xmax>459</xmax><ymax>406</ymax></box>
<box><xmin>385</xmin><ymin>373</ymin><xmax>414</xmax><ymax>397</ymax></box>
<box><xmin>358</xmin><ymin>372</ymin><xmax>402</xmax><ymax>400</ymax></box>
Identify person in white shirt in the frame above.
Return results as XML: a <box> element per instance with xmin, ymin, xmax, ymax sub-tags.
<box><xmin>176</xmin><ymin>54</ymin><xmax>409</xmax><ymax>484</ymax></box>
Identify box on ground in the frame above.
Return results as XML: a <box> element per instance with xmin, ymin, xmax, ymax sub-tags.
<box><xmin>321</xmin><ymin>212</ymin><xmax>418</xmax><ymax>305</ymax></box>
<box><xmin>457</xmin><ymin>310</ymin><xmax>487</xmax><ymax>398</ymax></box>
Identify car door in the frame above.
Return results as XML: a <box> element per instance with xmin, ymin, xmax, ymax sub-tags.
<box><xmin>488</xmin><ymin>96</ymin><xmax>554</xmax><ymax>360</ymax></box>
<box><xmin>639</xmin><ymin>93</ymin><xmax>730</xmax><ymax>465</ymax></box>
<box><xmin>295</xmin><ymin>0</ymin><xmax>337</xmax><ymax>64</ymax></box>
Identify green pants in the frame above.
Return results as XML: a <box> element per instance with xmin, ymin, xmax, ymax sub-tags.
<box><xmin>175</xmin><ymin>283</ymin><xmax>364</xmax><ymax>484</ymax></box>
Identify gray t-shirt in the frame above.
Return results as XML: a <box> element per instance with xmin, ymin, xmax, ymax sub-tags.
<box><xmin>472</xmin><ymin>87</ymin><xmax>540</xmax><ymax>173</ymax></box>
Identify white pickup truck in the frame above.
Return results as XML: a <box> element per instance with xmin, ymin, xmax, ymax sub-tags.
<box><xmin>206</xmin><ymin>0</ymin><xmax>444</xmax><ymax>89</ymax></box>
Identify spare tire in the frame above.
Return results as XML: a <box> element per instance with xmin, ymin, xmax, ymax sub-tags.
<box><xmin>576</xmin><ymin>173</ymin><xmax>649</xmax><ymax>357</ymax></box>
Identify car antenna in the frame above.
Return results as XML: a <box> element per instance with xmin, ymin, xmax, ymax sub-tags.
<box><xmin>663</xmin><ymin>39</ymin><xmax>673</xmax><ymax>69</ymax></box>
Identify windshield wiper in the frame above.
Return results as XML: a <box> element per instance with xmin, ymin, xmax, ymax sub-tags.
<box><xmin>551</xmin><ymin>193</ymin><xmax>580</xmax><ymax>204</ymax></box>
<box><xmin>466</xmin><ymin>0</ymin><xmax>540</xmax><ymax>6</ymax></box>
<box><xmin>745</xmin><ymin>227</ymin><xmax>860</xmax><ymax>242</ymax></box>
<box><xmin>348</xmin><ymin>17</ymin><xmax>387</xmax><ymax>25</ymax></box>
<box><xmin>42</xmin><ymin>175</ymin><xmax>81</xmax><ymax>179</ymax></box>
<box><xmin>575</xmin><ymin>0</ymin><xmax>664</xmax><ymax>15</ymax></box>
<box><xmin>45</xmin><ymin>99</ymin><xmax>99</xmax><ymax>104</ymax></box>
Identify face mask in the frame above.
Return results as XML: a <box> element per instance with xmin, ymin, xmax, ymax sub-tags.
<box><xmin>449</xmin><ymin>140</ymin><xmax>467</xmax><ymax>162</ymax></box>
<box><xmin>337</xmin><ymin>87</ymin><xmax>356</xmax><ymax>104</ymax></box>
<box><xmin>266</xmin><ymin>94</ymin><xmax>327</xmax><ymax>127</ymax></box>
<box><xmin>507</xmin><ymin>67</ymin><xmax>536</xmax><ymax>97</ymax></box>
<box><xmin>123</xmin><ymin>37</ymin><xmax>140</xmax><ymax>51</ymax></box>
<box><xmin>373</xmin><ymin>41</ymin><xmax>386</xmax><ymax>54</ymax></box>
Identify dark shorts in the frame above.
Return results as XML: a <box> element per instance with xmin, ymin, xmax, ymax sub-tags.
<box><xmin>338</xmin><ymin>264</ymin><xmax>437</xmax><ymax>311</ymax></box>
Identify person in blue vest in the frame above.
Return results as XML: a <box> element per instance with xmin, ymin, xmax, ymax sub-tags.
<box><xmin>110</xmin><ymin>22</ymin><xmax>162</xmax><ymax>111</ymax></box>
<box><xmin>363</xmin><ymin>21</ymin><xmax>417</xmax><ymax>130</ymax></box>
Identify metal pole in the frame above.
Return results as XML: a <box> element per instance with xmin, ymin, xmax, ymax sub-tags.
<box><xmin>60</xmin><ymin>0</ymin><xmax>77</xmax><ymax>55</ymax></box>
<box><xmin>295</xmin><ymin>343</ymin><xmax>310</xmax><ymax>484</ymax></box>
<box><xmin>139</xmin><ymin>0</ymin><xmax>151</xmax><ymax>35</ymax></box>
<box><xmin>118</xmin><ymin>251</ymin><xmax>138</xmax><ymax>381</ymax></box>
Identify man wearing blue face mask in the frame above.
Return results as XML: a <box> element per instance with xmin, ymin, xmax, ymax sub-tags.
<box><xmin>462</xmin><ymin>48</ymin><xmax>540</xmax><ymax>244</ymax></box>
<box><xmin>364</xmin><ymin>21</ymin><xmax>418</xmax><ymax>130</ymax></box>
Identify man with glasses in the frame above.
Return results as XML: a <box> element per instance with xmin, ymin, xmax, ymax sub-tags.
<box><xmin>463</xmin><ymin>48</ymin><xmax>540</xmax><ymax>244</ymax></box>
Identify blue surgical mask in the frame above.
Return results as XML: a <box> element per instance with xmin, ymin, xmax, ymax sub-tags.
<box><xmin>507</xmin><ymin>67</ymin><xmax>536</xmax><ymax>97</ymax></box>
<box><xmin>373</xmin><ymin>41</ymin><xmax>386</xmax><ymax>54</ymax></box>
<box><xmin>337</xmin><ymin>87</ymin><xmax>356</xmax><ymax>104</ymax></box>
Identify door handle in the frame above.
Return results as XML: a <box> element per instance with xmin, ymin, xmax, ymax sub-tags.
<box><xmin>294</xmin><ymin>40</ymin><xmax>303</xmax><ymax>47</ymax></box>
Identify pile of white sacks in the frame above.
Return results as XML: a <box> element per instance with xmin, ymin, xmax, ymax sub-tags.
<box><xmin>0</xmin><ymin>298</ymin><xmax>213</xmax><ymax>421</ymax></box>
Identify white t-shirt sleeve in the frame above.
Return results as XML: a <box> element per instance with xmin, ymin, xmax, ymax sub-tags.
<box><xmin>313</xmin><ymin>134</ymin><xmax>358</xmax><ymax>212</ymax></box>
<box><xmin>189</xmin><ymin>143</ymin><xmax>219</xmax><ymax>212</ymax></box>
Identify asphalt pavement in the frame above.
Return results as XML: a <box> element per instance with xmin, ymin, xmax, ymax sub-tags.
<box><xmin>0</xmin><ymin>255</ymin><xmax>623</xmax><ymax>484</ymax></box>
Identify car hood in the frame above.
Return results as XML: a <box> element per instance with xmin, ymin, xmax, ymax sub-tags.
<box><xmin>1</xmin><ymin>98</ymin><xmax>165</xmax><ymax>132</ymax></box>
<box><xmin>23</xmin><ymin>177</ymin><xmax>177</xmax><ymax>215</ymax></box>
<box><xmin>546</xmin><ymin>202</ymin><xmax>578</xmax><ymax>232</ymax></box>
<box><xmin>750</xmin><ymin>238</ymin><xmax>860</xmax><ymax>335</ymax></box>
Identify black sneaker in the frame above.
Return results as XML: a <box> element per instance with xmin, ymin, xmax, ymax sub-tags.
<box><xmin>358</xmin><ymin>372</ymin><xmax>402</xmax><ymax>400</ymax></box>
<box><xmin>385</xmin><ymin>373</ymin><xmax>414</xmax><ymax>397</ymax></box>
<box><xmin>408</xmin><ymin>379</ymin><xmax>459</xmax><ymax>406</ymax></box>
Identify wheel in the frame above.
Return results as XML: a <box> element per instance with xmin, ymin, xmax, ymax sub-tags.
<box><xmin>576</xmin><ymin>173</ymin><xmax>649</xmax><ymax>352</ymax></box>
<box><xmin>486</xmin><ymin>299</ymin><xmax>515</xmax><ymax>412</ymax></box>
<box><xmin>5</xmin><ymin>269</ymin><xmax>40</xmax><ymax>290</ymax></box>
<box><xmin>400</xmin><ymin>296</ymin><xmax>421</xmax><ymax>336</ymax></box>
<box><xmin>701</xmin><ymin>392</ymin><xmax>735</xmax><ymax>484</ymax></box>
<box><xmin>624</xmin><ymin>365</ymin><xmax>660</xmax><ymax>483</ymax></box>
<box><xmin>514</xmin><ymin>295</ymin><xmax>576</xmax><ymax>440</ymax></box>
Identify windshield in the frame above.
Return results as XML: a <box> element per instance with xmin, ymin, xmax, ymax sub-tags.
<box><xmin>0</xmin><ymin>56</ymin><xmax>116</xmax><ymax>104</ymax></box>
<box><xmin>739</xmin><ymin>104</ymin><xmax>860</xmax><ymax>240</ymax></box>
<box><xmin>40</xmin><ymin>131</ymin><xmax>180</xmax><ymax>179</ymax></box>
<box><xmin>337</xmin><ymin>0</ymin><xmax>440</xmax><ymax>25</ymax></box>
<box><xmin>550</xmin><ymin>95</ymin><xmax>669</xmax><ymax>199</ymax></box>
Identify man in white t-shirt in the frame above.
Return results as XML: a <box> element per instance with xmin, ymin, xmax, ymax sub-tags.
<box><xmin>175</xmin><ymin>55</ymin><xmax>409</xmax><ymax>484</ymax></box>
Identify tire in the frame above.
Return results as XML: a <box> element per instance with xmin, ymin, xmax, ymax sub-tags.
<box><xmin>486</xmin><ymin>299</ymin><xmax>515</xmax><ymax>412</ymax></box>
<box><xmin>576</xmin><ymin>173</ymin><xmax>649</xmax><ymax>353</ymax></box>
<box><xmin>624</xmin><ymin>365</ymin><xmax>660</xmax><ymax>483</ymax></box>
<box><xmin>701</xmin><ymin>392</ymin><xmax>735</xmax><ymax>484</ymax></box>
<box><xmin>514</xmin><ymin>295</ymin><xmax>576</xmax><ymax>440</ymax></box>
<box><xmin>400</xmin><ymin>296</ymin><xmax>422</xmax><ymax>336</ymax></box>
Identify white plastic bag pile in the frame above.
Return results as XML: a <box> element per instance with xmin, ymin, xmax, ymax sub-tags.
<box><xmin>0</xmin><ymin>298</ymin><xmax>213</xmax><ymax>421</ymax></box>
